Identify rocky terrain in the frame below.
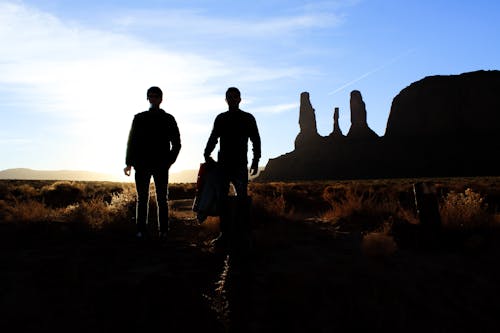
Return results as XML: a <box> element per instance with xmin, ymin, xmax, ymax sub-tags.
<box><xmin>258</xmin><ymin>70</ymin><xmax>500</xmax><ymax>181</ymax></box>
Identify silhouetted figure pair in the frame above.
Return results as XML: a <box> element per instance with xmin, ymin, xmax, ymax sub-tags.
<box><xmin>124</xmin><ymin>86</ymin><xmax>260</xmax><ymax>247</ymax></box>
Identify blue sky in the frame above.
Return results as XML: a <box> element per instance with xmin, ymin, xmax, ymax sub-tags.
<box><xmin>1</xmin><ymin>0</ymin><xmax>499</xmax><ymax>179</ymax></box>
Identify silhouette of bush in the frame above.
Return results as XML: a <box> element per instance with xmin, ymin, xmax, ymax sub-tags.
<box><xmin>40</xmin><ymin>181</ymin><xmax>86</xmax><ymax>207</ymax></box>
<box><xmin>8</xmin><ymin>184</ymin><xmax>38</xmax><ymax>201</ymax></box>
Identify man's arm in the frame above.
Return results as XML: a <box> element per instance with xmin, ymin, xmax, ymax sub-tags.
<box><xmin>204</xmin><ymin>116</ymin><xmax>220</xmax><ymax>162</ymax></box>
<box><xmin>125</xmin><ymin>117</ymin><xmax>138</xmax><ymax>175</ymax></box>
<box><xmin>249</xmin><ymin>115</ymin><xmax>261</xmax><ymax>175</ymax></box>
<box><xmin>169</xmin><ymin>116</ymin><xmax>181</xmax><ymax>165</ymax></box>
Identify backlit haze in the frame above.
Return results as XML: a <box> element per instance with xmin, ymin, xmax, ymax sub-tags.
<box><xmin>1</xmin><ymin>0</ymin><xmax>499</xmax><ymax>181</ymax></box>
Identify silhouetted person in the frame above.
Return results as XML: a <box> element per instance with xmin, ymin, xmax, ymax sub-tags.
<box><xmin>204</xmin><ymin>87</ymin><xmax>261</xmax><ymax>248</ymax></box>
<box><xmin>124</xmin><ymin>86</ymin><xmax>181</xmax><ymax>240</ymax></box>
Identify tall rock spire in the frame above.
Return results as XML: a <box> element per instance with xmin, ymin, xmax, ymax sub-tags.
<box><xmin>295</xmin><ymin>92</ymin><xmax>321</xmax><ymax>149</ymax></box>
<box><xmin>347</xmin><ymin>90</ymin><xmax>379</xmax><ymax>140</ymax></box>
<box><xmin>330</xmin><ymin>107</ymin><xmax>344</xmax><ymax>138</ymax></box>
<box><xmin>298</xmin><ymin>92</ymin><xmax>318</xmax><ymax>135</ymax></box>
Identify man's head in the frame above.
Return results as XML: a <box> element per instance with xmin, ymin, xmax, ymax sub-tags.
<box><xmin>147</xmin><ymin>86</ymin><xmax>163</xmax><ymax>109</ymax></box>
<box><xmin>225</xmin><ymin>87</ymin><xmax>241</xmax><ymax>110</ymax></box>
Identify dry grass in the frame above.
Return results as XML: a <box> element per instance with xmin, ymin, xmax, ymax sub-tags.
<box><xmin>321</xmin><ymin>185</ymin><xmax>398</xmax><ymax>220</ymax></box>
<box><xmin>1</xmin><ymin>199</ymin><xmax>63</xmax><ymax>223</ymax></box>
<box><xmin>0</xmin><ymin>180</ymin><xmax>136</xmax><ymax>232</ymax></box>
<box><xmin>320</xmin><ymin>184</ymin><xmax>416</xmax><ymax>229</ymax></box>
<box><xmin>440</xmin><ymin>188</ymin><xmax>491</xmax><ymax>230</ymax></box>
<box><xmin>250</xmin><ymin>189</ymin><xmax>287</xmax><ymax>221</ymax></box>
<box><xmin>1</xmin><ymin>178</ymin><xmax>500</xmax><ymax>241</ymax></box>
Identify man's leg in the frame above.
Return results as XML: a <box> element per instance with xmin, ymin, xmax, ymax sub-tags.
<box><xmin>214</xmin><ymin>166</ymin><xmax>249</xmax><ymax>250</ymax></box>
<box><xmin>229</xmin><ymin>166</ymin><xmax>253</xmax><ymax>253</ymax></box>
<box><xmin>135</xmin><ymin>169</ymin><xmax>151</xmax><ymax>234</ymax></box>
<box><xmin>211</xmin><ymin>171</ymin><xmax>231</xmax><ymax>248</ymax></box>
<box><xmin>153</xmin><ymin>169</ymin><xmax>170</xmax><ymax>234</ymax></box>
<box><xmin>231</xmin><ymin>165</ymin><xmax>249</xmax><ymax>197</ymax></box>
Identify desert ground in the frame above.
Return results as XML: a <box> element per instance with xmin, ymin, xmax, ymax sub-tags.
<box><xmin>1</xmin><ymin>178</ymin><xmax>500</xmax><ymax>332</ymax></box>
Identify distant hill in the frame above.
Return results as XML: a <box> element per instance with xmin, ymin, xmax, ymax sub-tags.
<box><xmin>0</xmin><ymin>168</ymin><xmax>124</xmax><ymax>182</ymax></box>
<box><xmin>0</xmin><ymin>167</ymin><xmax>267</xmax><ymax>183</ymax></box>
<box><xmin>0</xmin><ymin>168</ymin><xmax>199</xmax><ymax>183</ymax></box>
<box><xmin>169</xmin><ymin>169</ymin><xmax>198</xmax><ymax>183</ymax></box>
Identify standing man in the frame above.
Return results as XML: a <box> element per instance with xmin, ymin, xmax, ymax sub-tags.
<box><xmin>204</xmin><ymin>87</ymin><xmax>261</xmax><ymax>246</ymax></box>
<box><xmin>124</xmin><ymin>86</ymin><xmax>181</xmax><ymax>240</ymax></box>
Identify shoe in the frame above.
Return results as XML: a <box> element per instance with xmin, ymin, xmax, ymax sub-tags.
<box><xmin>136</xmin><ymin>231</ymin><xmax>144</xmax><ymax>239</ymax></box>
<box><xmin>158</xmin><ymin>232</ymin><xmax>168</xmax><ymax>241</ymax></box>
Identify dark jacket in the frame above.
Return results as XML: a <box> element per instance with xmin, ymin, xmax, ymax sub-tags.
<box><xmin>204</xmin><ymin>109</ymin><xmax>261</xmax><ymax>169</ymax></box>
<box><xmin>126</xmin><ymin>109</ymin><xmax>181</xmax><ymax>169</ymax></box>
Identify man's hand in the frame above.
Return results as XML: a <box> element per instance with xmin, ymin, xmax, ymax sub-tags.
<box><xmin>204</xmin><ymin>155</ymin><xmax>215</xmax><ymax>164</ymax></box>
<box><xmin>124</xmin><ymin>165</ymin><xmax>132</xmax><ymax>176</ymax></box>
<box><xmin>250</xmin><ymin>161</ymin><xmax>259</xmax><ymax>176</ymax></box>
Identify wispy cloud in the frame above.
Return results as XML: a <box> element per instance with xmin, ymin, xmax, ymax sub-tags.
<box><xmin>328</xmin><ymin>49</ymin><xmax>416</xmax><ymax>95</ymax></box>
<box><xmin>112</xmin><ymin>9</ymin><xmax>342</xmax><ymax>38</ymax></box>
<box><xmin>0</xmin><ymin>1</ymin><xmax>322</xmax><ymax>172</ymax></box>
<box><xmin>0</xmin><ymin>138</ymin><xmax>32</xmax><ymax>145</ymax></box>
<box><xmin>251</xmin><ymin>103</ymin><xmax>298</xmax><ymax>114</ymax></box>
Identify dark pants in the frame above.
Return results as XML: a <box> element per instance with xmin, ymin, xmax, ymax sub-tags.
<box><xmin>135</xmin><ymin>168</ymin><xmax>170</xmax><ymax>233</ymax></box>
<box><xmin>219</xmin><ymin>164</ymin><xmax>249</xmax><ymax>236</ymax></box>
<box><xmin>220</xmin><ymin>164</ymin><xmax>249</xmax><ymax>197</ymax></box>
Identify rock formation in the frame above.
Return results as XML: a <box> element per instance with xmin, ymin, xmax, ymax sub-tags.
<box><xmin>258</xmin><ymin>70</ymin><xmax>500</xmax><ymax>181</ymax></box>
<box><xmin>294</xmin><ymin>92</ymin><xmax>322</xmax><ymax>149</ymax></box>
<box><xmin>386</xmin><ymin>70</ymin><xmax>500</xmax><ymax>138</ymax></box>
<box><xmin>329</xmin><ymin>107</ymin><xmax>344</xmax><ymax>138</ymax></box>
<box><xmin>347</xmin><ymin>90</ymin><xmax>379</xmax><ymax>140</ymax></box>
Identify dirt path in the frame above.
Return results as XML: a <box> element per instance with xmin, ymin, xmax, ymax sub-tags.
<box><xmin>1</xmin><ymin>199</ymin><xmax>500</xmax><ymax>332</ymax></box>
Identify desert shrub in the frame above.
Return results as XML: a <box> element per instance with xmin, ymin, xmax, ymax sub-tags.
<box><xmin>86</xmin><ymin>184</ymin><xmax>124</xmax><ymax>203</ymax></box>
<box><xmin>64</xmin><ymin>199</ymin><xmax>112</xmax><ymax>230</ymax></box>
<box><xmin>440</xmin><ymin>188</ymin><xmax>490</xmax><ymax>230</ymax></box>
<box><xmin>0</xmin><ymin>182</ymin><xmax>137</xmax><ymax>234</ymax></box>
<box><xmin>281</xmin><ymin>183</ymin><xmax>329</xmax><ymax>215</ymax></box>
<box><xmin>107</xmin><ymin>186</ymin><xmax>136</xmax><ymax>224</ymax></box>
<box><xmin>320</xmin><ymin>184</ymin><xmax>419</xmax><ymax>236</ymax></box>
<box><xmin>249</xmin><ymin>185</ymin><xmax>288</xmax><ymax>222</ymax></box>
<box><xmin>322</xmin><ymin>186</ymin><xmax>401</xmax><ymax>223</ymax></box>
<box><xmin>169</xmin><ymin>183</ymin><xmax>197</xmax><ymax>200</ymax></box>
<box><xmin>2</xmin><ymin>199</ymin><xmax>62</xmax><ymax>223</ymax></box>
<box><xmin>8</xmin><ymin>184</ymin><xmax>38</xmax><ymax>201</ymax></box>
<box><xmin>322</xmin><ymin>185</ymin><xmax>346</xmax><ymax>205</ymax></box>
<box><xmin>250</xmin><ymin>182</ymin><xmax>330</xmax><ymax>219</ymax></box>
<box><xmin>40</xmin><ymin>181</ymin><xmax>86</xmax><ymax>207</ymax></box>
<box><xmin>251</xmin><ymin>191</ymin><xmax>287</xmax><ymax>220</ymax></box>
<box><xmin>63</xmin><ymin>186</ymin><xmax>137</xmax><ymax>231</ymax></box>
